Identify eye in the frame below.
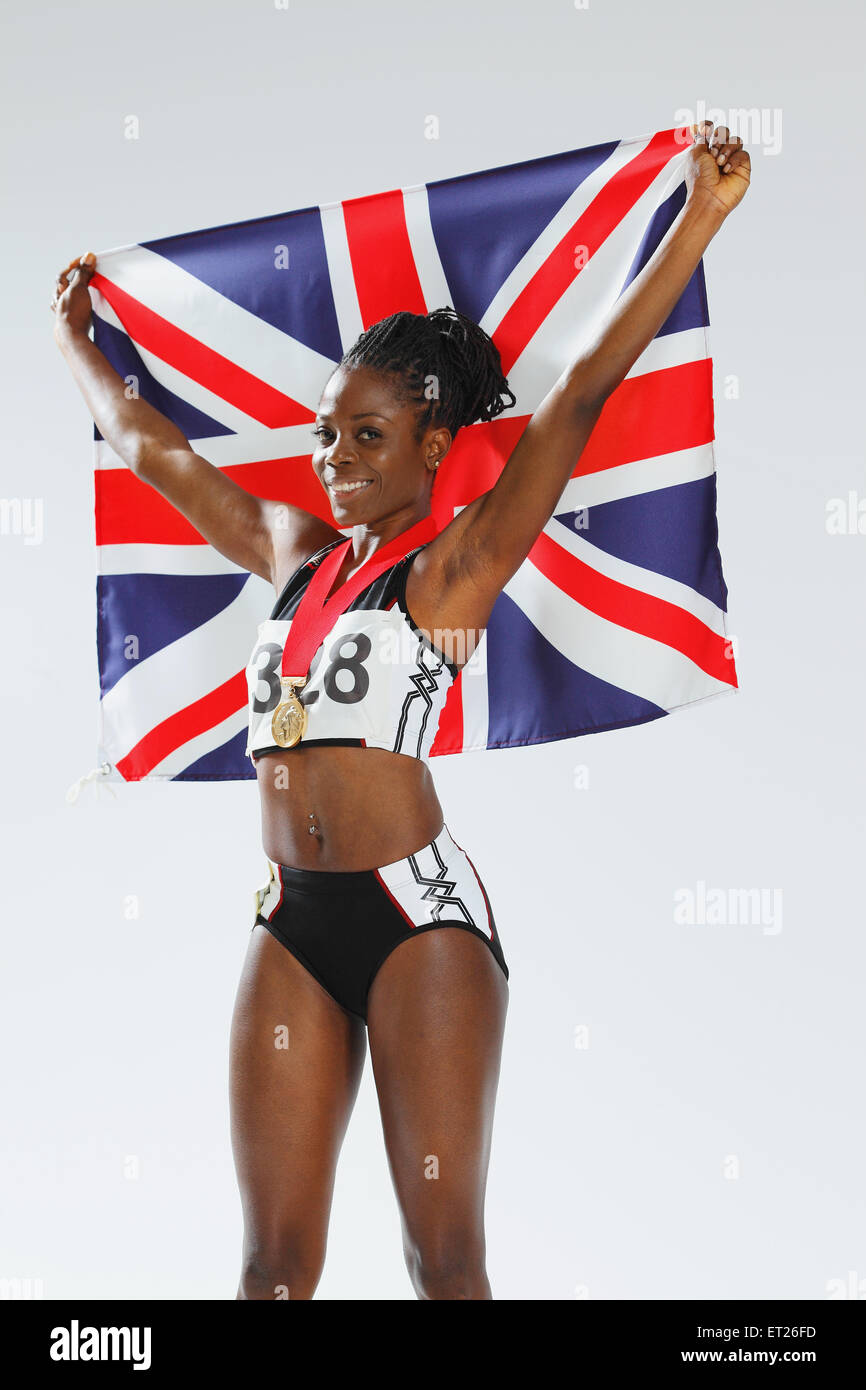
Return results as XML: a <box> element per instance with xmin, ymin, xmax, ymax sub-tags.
<box><xmin>310</xmin><ymin>425</ymin><xmax>381</xmax><ymax>442</ymax></box>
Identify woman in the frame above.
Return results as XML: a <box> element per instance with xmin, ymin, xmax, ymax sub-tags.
<box><xmin>52</xmin><ymin>122</ymin><xmax>749</xmax><ymax>1300</ymax></box>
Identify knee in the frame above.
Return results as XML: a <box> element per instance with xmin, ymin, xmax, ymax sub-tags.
<box><xmin>405</xmin><ymin>1234</ymin><xmax>490</xmax><ymax>1301</ymax></box>
<box><xmin>238</xmin><ymin>1231</ymin><xmax>326</xmax><ymax>1301</ymax></box>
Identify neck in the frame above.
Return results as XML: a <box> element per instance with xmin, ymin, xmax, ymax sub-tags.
<box><xmin>349</xmin><ymin>506</ymin><xmax>432</xmax><ymax>562</ymax></box>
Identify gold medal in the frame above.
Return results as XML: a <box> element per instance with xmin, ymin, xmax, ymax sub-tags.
<box><xmin>271</xmin><ymin>676</ymin><xmax>308</xmax><ymax>749</ymax></box>
<box><xmin>265</xmin><ymin>517</ymin><xmax>437</xmax><ymax>755</ymax></box>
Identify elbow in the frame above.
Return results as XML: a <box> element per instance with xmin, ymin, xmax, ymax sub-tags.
<box><xmin>109</xmin><ymin>433</ymin><xmax>149</xmax><ymax>477</ymax></box>
<box><xmin>569</xmin><ymin>384</ymin><xmax>611</xmax><ymax>419</ymax></box>
<box><xmin>126</xmin><ymin>447</ymin><xmax>144</xmax><ymax>477</ymax></box>
<box><xmin>131</xmin><ymin>439</ymin><xmax>180</xmax><ymax>481</ymax></box>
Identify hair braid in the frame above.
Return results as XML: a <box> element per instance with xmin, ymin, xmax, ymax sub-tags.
<box><xmin>339</xmin><ymin>306</ymin><xmax>516</xmax><ymax>444</ymax></box>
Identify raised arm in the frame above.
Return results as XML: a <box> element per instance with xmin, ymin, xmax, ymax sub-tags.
<box><xmin>51</xmin><ymin>253</ymin><xmax>339</xmax><ymax>588</ymax></box>
<box><xmin>419</xmin><ymin>122</ymin><xmax>750</xmax><ymax>621</ymax></box>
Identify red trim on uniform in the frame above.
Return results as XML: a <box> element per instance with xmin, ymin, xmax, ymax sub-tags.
<box><xmin>373</xmin><ymin>868</ymin><xmax>418</xmax><ymax>930</ymax></box>
<box><xmin>269</xmin><ymin>868</ymin><xmax>286</xmax><ymax>921</ymax></box>
<box><xmin>443</xmin><ymin>828</ymin><xmax>494</xmax><ymax>939</ymax></box>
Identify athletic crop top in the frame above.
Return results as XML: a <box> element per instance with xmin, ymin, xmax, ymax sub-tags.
<box><xmin>245</xmin><ymin>539</ymin><xmax>459</xmax><ymax>764</ymax></box>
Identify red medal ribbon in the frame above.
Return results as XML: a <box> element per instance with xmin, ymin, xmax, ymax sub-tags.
<box><xmin>279</xmin><ymin>514</ymin><xmax>439</xmax><ymax>680</ymax></box>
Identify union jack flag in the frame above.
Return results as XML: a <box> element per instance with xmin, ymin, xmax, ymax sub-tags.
<box><xmin>88</xmin><ymin>124</ymin><xmax>737</xmax><ymax>782</ymax></box>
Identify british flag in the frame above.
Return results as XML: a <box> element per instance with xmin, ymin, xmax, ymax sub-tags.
<box><xmin>88</xmin><ymin>124</ymin><xmax>737</xmax><ymax>782</ymax></box>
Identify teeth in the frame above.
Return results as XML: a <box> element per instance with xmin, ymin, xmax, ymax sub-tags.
<box><xmin>330</xmin><ymin>480</ymin><xmax>371</xmax><ymax>494</ymax></box>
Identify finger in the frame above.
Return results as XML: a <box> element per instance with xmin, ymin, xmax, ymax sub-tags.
<box><xmin>722</xmin><ymin>142</ymin><xmax>750</xmax><ymax>175</ymax></box>
<box><xmin>57</xmin><ymin>251</ymin><xmax>94</xmax><ymax>281</ymax></box>
<box><xmin>720</xmin><ymin>135</ymin><xmax>743</xmax><ymax>156</ymax></box>
<box><xmin>70</xmin><ymin>254</ymin><xmax>96</xmax><ymax>283</ymax></box>
<box><xmin>724</xmin><ymin>149</ymin><xmax>751</xmax><ymax>180</ymax></box>
<box><xmin>709</xmin><ymin>126</ymin><xmax>731</xmax><ymax>163</ymax></box>
<box><xmin>55</xmin><ymin>259</ymin><xmax>79</xmax><ymax>288</ymax></box>
<box><xmin>67</xmin><ymin>260</ymin><xmax>95</xmax><ymax>288</ymax></box>
<box><xmin>691</xmin><ymin>119</ymin><xmax>713</xmax><ymax>144</ymax></box>
<box><xmin>715</xmin><ymin>134</ymin><xmax>742</xmax><ymax>166</ymax></box>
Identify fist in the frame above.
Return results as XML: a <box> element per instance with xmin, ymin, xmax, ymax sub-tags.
<box><xmin>684</xmin><ymin>122</ymin><xmax>751</xmax><ymax>217</ymax></box>
<box><xmin>50</xmin><ymin>252</ymin><xmax>96</xmax><ymax>339</ymax></box>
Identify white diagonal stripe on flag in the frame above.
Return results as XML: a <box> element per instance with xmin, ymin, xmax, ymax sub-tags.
<box><xmin>557</xmin><ymin>441</ymin><xmax>717</xmax><ymax>511</ymax></box>
<box><xmin>93</xmin><ymin>244</ymin><xmax>338</xmax><ymax>411</ymax></box>
<box><xmin>146</xmin><ymin>707</ymin><xmax>250</xmax><ymax>779</ymax></box>
<box><xmin>87</xmin><ymin>309</ymin><xmax>278</xmax><ymax>437</ymax></box>
<box><xmin>542</xmin><ymin>514</ymin><xmax>729</xmax><ymax>636</ymax></box>
<box><xmin>505</xmin><ymin>149</ymin><xmax>688</xmax><ymax>409</ymax></box>
<box><xmin>504</xmin><ymin>556</ymin><xmax>732</xmax><ymax>712</ymax></box>
<box><xmin>99</xmin><ymin>584</ymin><xmax>262</xmax><ymax>764</ymax></box>
<box><xmin>477</xmin><ymin>136</ymin><xmax>656</xmax><ymax>348</ymax></box>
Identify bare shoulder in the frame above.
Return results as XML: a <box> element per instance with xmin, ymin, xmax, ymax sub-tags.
<box><xmin>271</xmin><ymin>507</ymin><xmax>343</xmax><ymax>596</ymax></box>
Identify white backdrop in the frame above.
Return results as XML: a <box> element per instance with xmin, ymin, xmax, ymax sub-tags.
<box><xmin>1</xmin><ymin>0</ymin><xmax>863</xmax><ymax>1300</ymax></box>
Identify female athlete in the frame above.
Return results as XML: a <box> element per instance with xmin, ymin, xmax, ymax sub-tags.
<box><xmin>52</xmin><ymin>123</ymin><xmax>749</xmax><ymax>1299</ymax></box>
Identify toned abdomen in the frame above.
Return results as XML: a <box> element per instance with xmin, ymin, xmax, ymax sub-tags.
<box><xmin>255</xmin><ymin>744</ymin><xmax>445</xmax><ymax>871</ymax></box>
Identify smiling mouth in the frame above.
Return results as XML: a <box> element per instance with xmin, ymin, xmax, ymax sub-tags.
<box><xmin>327</xmin><ymin>479</ymin><xmax>374</xmax><ymax>496</ymax></box>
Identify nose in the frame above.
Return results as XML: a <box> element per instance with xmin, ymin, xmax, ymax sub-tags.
<box><xmin>324</xmin><ymin>445</ymin><xmax>357</xmax><ymax>469</ymax></box>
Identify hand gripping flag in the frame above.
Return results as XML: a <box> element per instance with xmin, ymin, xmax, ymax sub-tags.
<box><xmin>87</xmin><ymin>125</ymin><xmax>738</xmax><ymax>782</ymax></box>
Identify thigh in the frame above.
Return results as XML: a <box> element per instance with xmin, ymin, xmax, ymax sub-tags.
<box><xmin>366</xmin><ymin>927</ymin><xmax>508</xmax><ymax>1246</ymax></box>
<box><xmin>229</xmin><ymin>925</ymin><xmax>367</xmax><ymax>1249</ymax></box>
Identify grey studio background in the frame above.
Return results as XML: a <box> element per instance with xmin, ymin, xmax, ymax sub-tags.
<box><xmin>1</xmin><ymin>0</ymin><xmax>863</xmax><ymax>1301</ymax></box>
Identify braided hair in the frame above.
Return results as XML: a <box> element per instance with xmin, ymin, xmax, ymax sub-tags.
<box><xmin>338</xmin><ymin>306</ymin><xmax>516</xmax><ymax>448</ymax></box>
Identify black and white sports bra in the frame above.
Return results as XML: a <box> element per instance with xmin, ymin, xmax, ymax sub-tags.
<box><xmin>245</xmin><ymin>540</ymin><xmax>459</xmax><ymax>764</ymax></box>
